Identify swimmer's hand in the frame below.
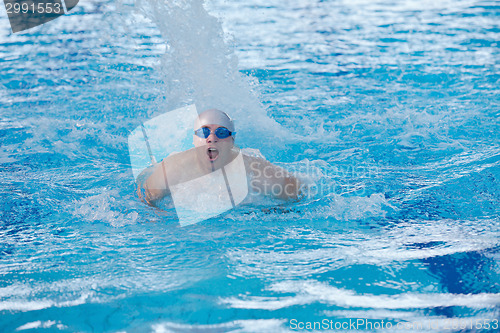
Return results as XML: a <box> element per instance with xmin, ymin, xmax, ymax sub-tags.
<box><xmin>136</xmin><ymin>161</ymin><xmax>171</xmax><ymax>206</ymax></box>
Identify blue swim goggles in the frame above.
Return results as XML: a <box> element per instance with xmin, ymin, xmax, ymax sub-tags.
<box><xmin>194</xmin><ymin>127</ymin><xmax>235</xmax><ymax>139</ymax></box>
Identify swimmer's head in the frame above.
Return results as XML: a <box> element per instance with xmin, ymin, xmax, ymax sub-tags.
<box><xmin>193</xmin><ymin>108</ymin><xmax>235</xmax><ymax>133</ymax></box>
<box><xmin>193</xmin><ymin>109</ymin><xmax>236</xmax><ymax>167</ymax></box>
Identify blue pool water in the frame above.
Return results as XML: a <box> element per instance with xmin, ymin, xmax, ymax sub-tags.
<box><xmin>1</xmin><ymin>0</ymin><xmax>499</xmax><ymax>331</ymax></box>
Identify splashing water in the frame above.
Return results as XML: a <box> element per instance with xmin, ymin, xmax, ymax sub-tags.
<box><xmin>132</xmin><ymin>0</ymin><xmax>286</xmax><ymax>143</ymax></box>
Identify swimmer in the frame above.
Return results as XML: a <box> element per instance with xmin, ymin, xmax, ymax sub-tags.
<box><xmin>136</xmin><ymin>108</ymin><xmax>302</xmax><ymax>206</ymax></box>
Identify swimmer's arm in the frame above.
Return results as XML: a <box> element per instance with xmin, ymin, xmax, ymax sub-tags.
<box><xmin>248</xmin><ymin>157</ymin><xmax>302</xmax><ymax>201</ymax></box>
<box><xmin>280</xmin><ymin>172</ymin><xmax>302</xmax><ymax>201</ymax></box>
<box><xmin>136</xmin><ymin>160</ymin><xmax>171</xmax><ymax>204</ymax></box>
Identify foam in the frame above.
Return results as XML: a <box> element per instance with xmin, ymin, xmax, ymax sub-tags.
<box><xmin>0</xmin><ymin>292</ymin><xmax>94</xmax><ymax>312</ymax></box>
<box><xmin>221</xmin><ymin>280</ymin><xmax>500</xmax><ymax>310</ymax></box>
<box><xmin>16</xmin><ymin>320</ymin><xmax>67</xmax><ymax>331</ymax></box>
<box><xmin>73</xmin><ymin>189</ymin><xmax>140</xmax><ymax>227</ymax></box>
<box><xmin>151</xmin><ymin>319</ymin><xmax>287</xmax><ymax>333</ymax></box>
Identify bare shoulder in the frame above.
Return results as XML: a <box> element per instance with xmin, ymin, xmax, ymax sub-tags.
<box><xmin>161</xmin><ymin>148</ymin><xmax>203</xmax><ymax>183</ymax></box>
<box><xmin>243</xmin><ymin>154</ymin><xmax>290</xmax><ymax>173</ymax></box>
<box><xmin>241</xmin><ymin>153</ymin><xmax>302</xmax><ymax>201</ymax></box>
<box><xmin>163</xmin><ymin>148</ymin><xmax>195</xmax><ymax>166</ymax></box>
<box><xmin>242</xmin><ymin>154</ymin><xmax>280</xmax><ymax>177</ymax></box>
<box><xmin>243</xmin><ymin>154</ymin><xmax>266</xmax><ymax>169</ymax></box>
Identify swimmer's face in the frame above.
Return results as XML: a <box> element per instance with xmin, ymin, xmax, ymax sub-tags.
<box><xmin>193</xmin><ymin>124</ymin><xmax>234</xmax><ymax>165</ymax></box>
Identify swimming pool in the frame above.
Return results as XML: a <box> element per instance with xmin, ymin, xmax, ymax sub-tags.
<box><xmin>1</xmin><ymin>0</ymin><xmax>499</xmax><ymax>331</ymax></box>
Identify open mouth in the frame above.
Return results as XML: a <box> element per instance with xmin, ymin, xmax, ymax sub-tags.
<box><xmin>207</xmin><ymin>147</ymin><xmax>219</xmax><ymax>161</ymax></box>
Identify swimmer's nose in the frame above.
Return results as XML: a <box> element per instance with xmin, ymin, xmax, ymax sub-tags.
<box><xmin>207</xmin><ymin>132</ymin><xmax>218</xmax><ymax>143</ymax></box>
